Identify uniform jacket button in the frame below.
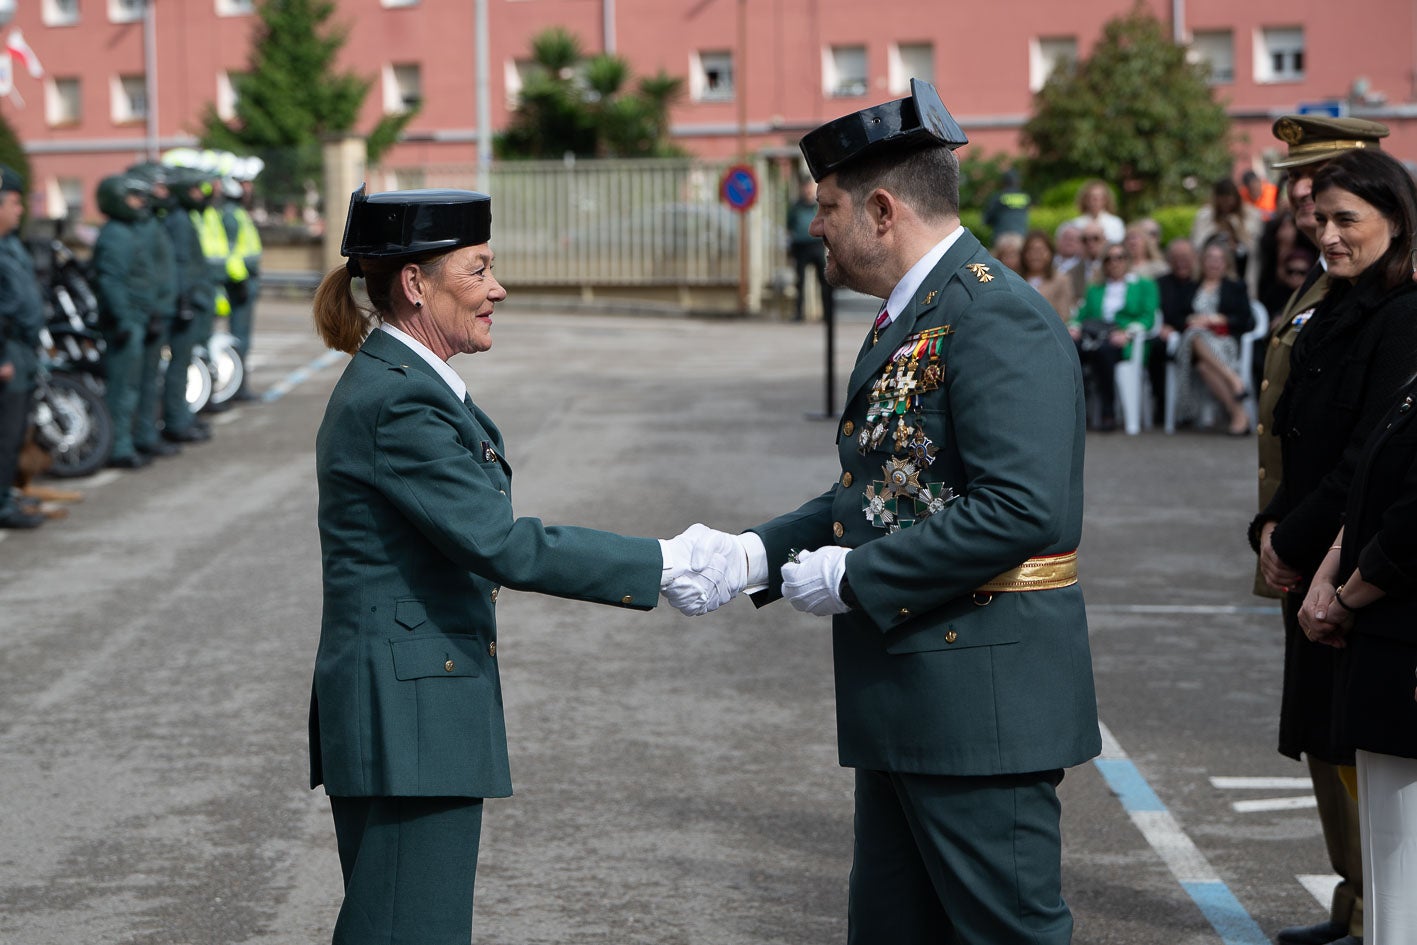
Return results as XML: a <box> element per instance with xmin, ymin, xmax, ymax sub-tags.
<box><xmin>1256</xmin><ymin>423</ymin><xmax>1265</xmax><ymax>436</ymax></box>
<box><xmin>444</xmin><ymin>659</ymin><xmax>455</xmax><ymax>672</ymax></box>
<box><xmin>1260</xmin><ymin>378</ymin><xmax>1270</xmax><ymax>392</ymax></box>
<box><xmin>833</xmin><ymin>521</ymin><xmax>845</xmax><ymax>538</ymax></box>
<box><xmin>1258</xmin><ymin>466</ymin><xmax>1267</xmax><ymax>481</ymax></box>
<box><xmin>490</xmin><ymin>587</ymin><xmax>500</xmax><ymax>603</ymax></box>
<box><xmin>945</xmin><ymin>630</ymin><xmax>958</xmax><ymax>644</ymax></box>
<box><xmin>898</xmin><ymin>607</ymin><xmax>911</xmax><ymax>617</ymax></box>
<box><xmin>841</xmin><ymin>471</ymin><xmax>853</xmax><ymax>487</ymax></box>
<box><xmin>488</xmin><ymin>641</ymin><xmax>497</xmax><ymax>657</ymax></box>
<box><xmin>842</xmin><ymin>421</ymin><xmax>855</xmax><ymax>437</ymax></box>
<box><xmin>621</xmin><ymin>594</ymin><xmax>634</xmax><ymax>605</ymax></box>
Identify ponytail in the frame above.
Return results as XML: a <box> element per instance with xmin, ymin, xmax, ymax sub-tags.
<box><xmin>312</xmin><ymin>265</ymin><xmax>373</xmax><ymax>355</ymax></box>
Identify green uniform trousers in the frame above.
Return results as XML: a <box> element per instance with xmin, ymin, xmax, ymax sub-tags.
<box><xmin>330</xmin><ymin>796</ymin><xmax>484</xmax><ymax>945</ymax></box>
<box><xmin>163</xmin><ymin>310</ymin><xmax>208</xmax><ymax>434</ymax></box>
<box><xmin>102</xmin><ymin>328</ymin><xmax>144</xmax><ymax>459</ymax></box>
<box><xmin>848</xmin><ymin>768</ymin><xmax>1071</xmax><ymax>945</ymax></box>
<box><xmin>134</xmin><ymin>320</ymin><xmax>170</xmax><ymax>451</ymax></box>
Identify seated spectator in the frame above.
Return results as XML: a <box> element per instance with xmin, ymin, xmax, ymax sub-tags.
<box><xmin>1151</xmin><ymin>238</ymin><xmax>1200</xmax><ymax>422</ymax></box>
<box><xmin>1192</xmin><ymin>177</ymin><xmax>1264</xmax><ymax>296</ymax></box>
<box><xmin>1020</xmin><ymin>229</ymin><xmax>1075</xmax><ymax>320</ymax></box>
<box><xmin>1070</xmin><ymin>242</ymin><xmax>1158</xmax><ymax>432</ymax></box>
<box><xmin>1053</xmin><ymin>222</ymin><xmax>1084</xmax><ymax>279</ymax></box>
<box><xmin>991</xmin><ymin>231</ymin><xmax>1024</xmax><ymax>274</ymax></box>
<box><xmin>1124</xmin><ymin>221</ymin><xmax>1168</xmax><ymax>280</ymax></box>
<box><xmin>1069</xmin><ymin>220</ymin><xmax>1108</xmax><ymax>302</ymax></box>
<box><xmin>1171</xmin><ymin>239</ymin><xmax>1255</xmax><ymax>435</ymax></box>
<box><xmin>1070</xmin><ymin>179</ymin><xmax>1126</xmax><ymax>244</ymax></box>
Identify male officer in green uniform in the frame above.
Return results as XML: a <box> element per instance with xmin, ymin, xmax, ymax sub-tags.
<box><xmin>161</xmin><ymin>168</ymin><xmax>217</xmax><ymax>444</ymax></box>
<box><xmin>126</xmin><ymin>162</ymin><xmax>180</xmax><ymax>459</ymax></box>
<box><xmin>1252</xmin><ymin>114</ymin><xmax>1390</xmax><ymax>945</ymax></box>
<box><xmin>686</xmin><ymin>81</ymin><xmax>1099</xmax><ymax>943</ymax></box>
<box><xmin>0</xmin><ymin>165</ymin><xmax>45</xmax><ymax>528</ymax></box>
<box><xmin>93</xmin><ymin>173</ymin><xmax>158</xmax><ymax>469</ymax></box>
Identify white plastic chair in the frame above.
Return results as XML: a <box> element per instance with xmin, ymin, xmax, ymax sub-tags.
<box><xmin>1163</xmin><ymin>299</ymin><xmax>1266</xmax><ymax>433</ymax></box>
<box><xmin>1113</xmin><ymin>318</ymin><xmax>1157</xmax><ymax>435</ymax></box>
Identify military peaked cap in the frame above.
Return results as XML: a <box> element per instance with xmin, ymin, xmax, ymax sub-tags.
<box><xmin>799</xmin><ymin>79</ymin><xmax>968</xmax><ymax>182</ymax></box>
<box><xmin>1271</xmin><ymin>115</ymin><xmax>1390</xmax><ymax>169</ymax></box>
<box><xmin>341</xmin><ymin>186</ymin><xmax>492</xmax><ymax>268</ymax></box>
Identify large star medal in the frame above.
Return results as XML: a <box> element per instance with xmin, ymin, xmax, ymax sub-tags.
<box><xmin>861</xmin><ymin>483</ymin><xmax>898</xmax><ymax>529</ymax></box>
<box><xmin>914</xmin><ymin>482</ymin><xmax>958</xmax><ymax>520</ymax></box>
<box><xmin>881</xmin><ymin>456</ymin><xmax>924</xmax><ymax>500</ymax></box>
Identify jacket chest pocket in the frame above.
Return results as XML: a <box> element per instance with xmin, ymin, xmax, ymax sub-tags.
<box><xmin>390</xmin><ymin>634</ymin><xmax>483</xmax><ymax>679</ymax></box>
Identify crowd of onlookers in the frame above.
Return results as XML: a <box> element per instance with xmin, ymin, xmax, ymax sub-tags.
<box><xmin>989</xmin><ymin>174</ymin><xmax>1313</xmax><ymax>434</ymax></box>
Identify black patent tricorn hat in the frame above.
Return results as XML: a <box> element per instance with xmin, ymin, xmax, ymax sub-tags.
<box><xmin>799</xmin><ymin>79</ymin><xmax>968</xmax><ymax>182</ymax></box>
<box><xmin>341</xmin><ymin>186</ymin><xmax>492</xmax><ymax>264</ymax></box>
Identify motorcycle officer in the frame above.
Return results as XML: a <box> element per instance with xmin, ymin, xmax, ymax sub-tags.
<box><xmin>0</xmin><ymin>165</ymin><xmax>46</xmax><ymax>528</ymax></box>
<box><xmin>126</xmin><ymin>162</ymin><xmax>179</xmax><ymax>459</ymax></box>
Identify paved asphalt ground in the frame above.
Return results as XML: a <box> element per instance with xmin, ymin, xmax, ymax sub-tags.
<box><xmin>0</xmin><ymin>295</ymin><xmax>1338</xmax><ymax>945</ymax></box>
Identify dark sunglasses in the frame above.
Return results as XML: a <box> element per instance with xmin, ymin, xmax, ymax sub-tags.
<box><xmin>1083</xmin><ymin>234</ymin><xmax>1105</xmax><ymax>242</ymax></box>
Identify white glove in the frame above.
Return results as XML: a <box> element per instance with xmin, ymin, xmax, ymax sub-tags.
<box><xmin>660</xmin><ymin>524</ymin><xmax>748</xmax><ymax>616</ymax></box>
<box><xmin>781</xmin><ymin>546</ymin><xmax>851</xmax><ymax>616</ymax></box>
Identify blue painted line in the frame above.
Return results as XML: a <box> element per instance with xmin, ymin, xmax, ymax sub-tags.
<box><xmin>261</xmin><ymin>349</ymin><xmax>347</xmax><ymax>403</ymax></box>
<box><xmin>1093</xmin><ymin>758</ymin><xmax>1165</xmax><ymax>812</ymax></box>
<box><xmin>1095</xmin><ymin>725</ymin><xmax>1271</xmax><ymax>945</ymax></box>
<box><xmin>1182</xmin><ymin>882</ymin><xmax>1271</xmax><ymax>945</ymax></box>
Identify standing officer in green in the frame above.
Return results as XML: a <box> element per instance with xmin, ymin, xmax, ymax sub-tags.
<box><xmin>126</xmin><ymin>162</ymin><xmax>180</xmax><ymax>459</ymax></box>
<box><xmin>0</xmin><ymin>165</ymin><xmax>45</xmax><ymax>528</ymax></box>
<box><xmin>310</xmin><ymin>186</ymin><xmax>739</xmax><ymax>945</ymax></box>
<box><xmin>93</xmin><ymin>173</ymin><xmax>158</xmax><ymax>469</ymax></box>
<box><xmin>682</xmin><ymin>82</ymin><xmax>1100</xmax><ymax>943</ymax></box>
<box><xmin>161</xmin><ymin>168</ymin><xmax>216</xmax><ymax>444</ymax></box>
<box><xmin>220</xmin><ymin>172</ymin><xmax>262</xmax><ymax>399</ymax></box>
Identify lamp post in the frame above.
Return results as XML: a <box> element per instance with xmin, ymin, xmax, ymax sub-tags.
<box><xmin>143</xmin><ymin>0</ymin><xmax>159</xmax><ymax>160</ymax></box>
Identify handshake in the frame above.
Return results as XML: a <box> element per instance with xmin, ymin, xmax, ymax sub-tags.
<box><xmin>657</xmin><ymin>523</ymin><xmax>853</xmax><ymax>618</ymax></box>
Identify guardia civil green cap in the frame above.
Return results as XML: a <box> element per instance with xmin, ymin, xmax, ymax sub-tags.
<box><xmin>0</xmin><ymin>164</ymin><xmax>25</xmax><ymax>193</ymax></box>
<box><xmin>340</xmin><ymin>185</ymin><xmax>491</xmax><ymax>275</ymax></box>
<box><xmin>1271</xmin><ymin>115</ymin><xmax>1390</xmax><ymax>169</ymax></box>
<box><xmin>798</xmin><ymin>79</ymin><xmax>968</xmax><ymax>182</ymax></box>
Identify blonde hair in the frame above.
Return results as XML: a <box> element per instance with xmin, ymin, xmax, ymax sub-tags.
<box><xmin>312</xmin><ymin>253</ymin><xmax>450</xmax><ymax>355</ymax></box>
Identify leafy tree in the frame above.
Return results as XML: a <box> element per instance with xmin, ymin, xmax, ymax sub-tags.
<box><xmin>199</xmin><ymin>0</ymin><xmax>416</xmax><ymax>209</ymax></box>
<box><xmin>497</xmin><ymin>28</ymin><xmax>684</xmax><ymax>160</ymax></box>
<box><xmin>1021</xmin><ymin>4</ymin><xmax>1232</xmax><ymax>218</ymax></box>
<box><xmin>0</xmin><ymin>110</ymin><xmax>30</xmax><ymax>194</ymax></box>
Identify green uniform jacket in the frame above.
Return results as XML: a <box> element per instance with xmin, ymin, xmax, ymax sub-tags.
<box><xmin>310</xmin><ymin>329</ymin><xmax>662</xmax><ymax>799</ymax></box>
<box><xmin>161</xmin><ymin>207</ymin><xmax>214</xmax><ymax>317</ymax></box>
<box><xmin>139</xmin><ymin>215</ymin><xmax>177</xmax><ymax>321</ymax></box>
<box><xmin>93</xmin><ymin>218</ymin><xmax>156</xmax><ymax>333</ymax></box>
<box><xmin>0</xmin><ymin>234</ymin><xmax>43</xmax><ymax>388</ymax></box>
<box><xmin>749</xmin><ymin>229</ymin><xmax>1100</xmax><ymax>776</ymax></box>
<box><xmin>1252</xmin><ymin>270</ymin><xmax>1329</xmax><ymax>597</ymax></box>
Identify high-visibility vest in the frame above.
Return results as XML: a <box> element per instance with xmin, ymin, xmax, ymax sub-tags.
<box><xmin>230</xmin><ymin>206</ymin><xmax>262</xmax><ymax>265</ymax></box>
<box><xmin>192</xmin><ymin>205</ymin><xmax>249</xmax><ymax>283</ymax></box>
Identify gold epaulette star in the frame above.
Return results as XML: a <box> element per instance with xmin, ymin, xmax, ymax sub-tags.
<box><xmin>966</xmin><ymin>263</ymin><xmax>994</xmax><ymax>283</ymax></box>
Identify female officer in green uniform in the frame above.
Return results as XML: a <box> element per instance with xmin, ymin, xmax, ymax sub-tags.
<box><xmin>309</xmin><ymin>187</ymin><xmax>735</xmax><ymax>944</ymax></box>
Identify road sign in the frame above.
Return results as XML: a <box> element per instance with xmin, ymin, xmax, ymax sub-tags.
<box><xmin>720</xmin><ymin>164</ymin><xmax>758</xmax><ymax>213</ymax></box>
<box><xmin>1297</xmin><ymin>100</ymin><xmax>1347</xmax><ymax>118</ymax></box>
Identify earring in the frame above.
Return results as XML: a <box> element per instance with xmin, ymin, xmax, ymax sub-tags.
<box><xmin>414</xmin><ymin>300</ymin><xmax>423</xmax><ymax>308</ymax></box>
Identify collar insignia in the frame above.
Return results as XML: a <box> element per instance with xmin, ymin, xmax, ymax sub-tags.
<box><xmin>921</xmin><ymin>290</ymin><xmax>938</xmax><ymax>305</ymax></box>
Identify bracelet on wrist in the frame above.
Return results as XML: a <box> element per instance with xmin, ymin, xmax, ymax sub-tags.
<box><xmin>1334</xmin><ymin>583</ymin><xmax>1361</xmax><ymax>613</ymax></box>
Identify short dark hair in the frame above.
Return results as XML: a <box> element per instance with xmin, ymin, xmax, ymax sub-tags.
<box><xmin>833</xmin><ymin>142</ymin><xmax>959</xmax><ymax>221</ymax></box>
<box><xmin>1312</xmin><ymin>149</ymin><xmax>1417</xmax><ymax>290</ymax></box>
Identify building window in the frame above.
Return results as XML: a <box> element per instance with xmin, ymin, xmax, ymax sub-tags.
<box><xmin>111</xmin><ymin>74</ymin><xmax>147</xmax><ymax>123</ymax></box>
<box><xmin>1189</xmin><ymin>30</ymin><xmax>1234</xmax><ymax>84</ymax></box>
<box><xmin>45</xmin><ymin>77</ymin><xmax>81</xmax><ymax>126</ymax></box>
<box><xmin>42</xmin><ymin>0</ymin><xmax>81</xmax><ymax>27</ymax></box>
<box><xmin>214</xmin><ymin>0</ymin><xmax>253</xmax><ymax>14</ymax></box>
<box><xmin>383</xmin><ymin>63</ymin><xmax>421</xmax><ymax>113</ymax></box>
<box><xmin>217</xmin><ymin>71</ymin><xmax>242</xmax><ymax>121</ymax></box>
<box><xmin>52</xmin><ymin>176</ymin><xmax>85</xmax><ymax>223</ymax></box>
<box><xmin>1029</xmin><ymin>36</ymin><xmax>1077</xmax><ymax>92</ymax></box>
<box><xmin>825</xmin><ymin>45</ymin><xmax>868</xmax><ymax>98</ymax></box>
<box><xmin>1256</xmin><ymin>26</ymin><xmax>1304</xmax><ymax>83</ymax></box>
<box><xmin>691</xmin><ymin>50</ymin><xmax>734</xmax><ymax>102</ymax></box>
<box><xmin>889</xmin><ymin>42</ymin><xmax>934</xmax><ymax>94</ymax></box>
<box><xmin>504</xmin><ymin>58</ymin><xmax>536</xmax><ymax>108</ymax></box>
<box><xmin>108</xmin><ymin>0</ymin><xmax>144</xmax><ymax>23</ymax></box>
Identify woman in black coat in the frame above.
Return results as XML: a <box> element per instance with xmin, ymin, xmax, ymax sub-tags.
<box><xmin>1288</xmin><ymin>148</ymin><xmax>1417</xmax><ymax>944</ymax></box>
<box><xmin>1249</xmin><ymin>149</ymin><xmax>1417</xmax><ymax>768</ymax></box>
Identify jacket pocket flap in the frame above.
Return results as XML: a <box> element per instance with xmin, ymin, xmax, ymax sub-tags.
<box><xmin>884</xmin><ymin>606</ymin><xmax>1022</xmax><ymax>655</ymax></box>
<box><xmin>390</xmin><ymin>634</ymin><xmax>482</xmax><ymax>679</ymax></box>
<box><xmin>394</xmin><ymin>598</ymin><xmax>427</xmax><ymax>630</ymax></box>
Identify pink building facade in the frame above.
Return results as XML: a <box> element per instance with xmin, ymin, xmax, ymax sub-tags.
<box><xmin>5</xmin><ymin>0</ymin><xmax>1415</xmax><ymax>221</ymax></box>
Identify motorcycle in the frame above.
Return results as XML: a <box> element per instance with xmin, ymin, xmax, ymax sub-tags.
<box><xmin>26</xmin><ymin>232</ymin><xmax>114</xmax><ymax>478</ymax></box>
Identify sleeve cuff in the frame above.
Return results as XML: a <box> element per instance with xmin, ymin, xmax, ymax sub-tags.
<box><xmin>738</xmin><ymin>531</ymin><xmax>769</xmax><ymax>595</ymax></box>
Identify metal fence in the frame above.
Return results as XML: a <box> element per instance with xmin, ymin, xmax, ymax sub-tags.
<box><xmin>371</xmin><ymin>157</ymin><xmax>793</xmax><ymax>304</ymax></box>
